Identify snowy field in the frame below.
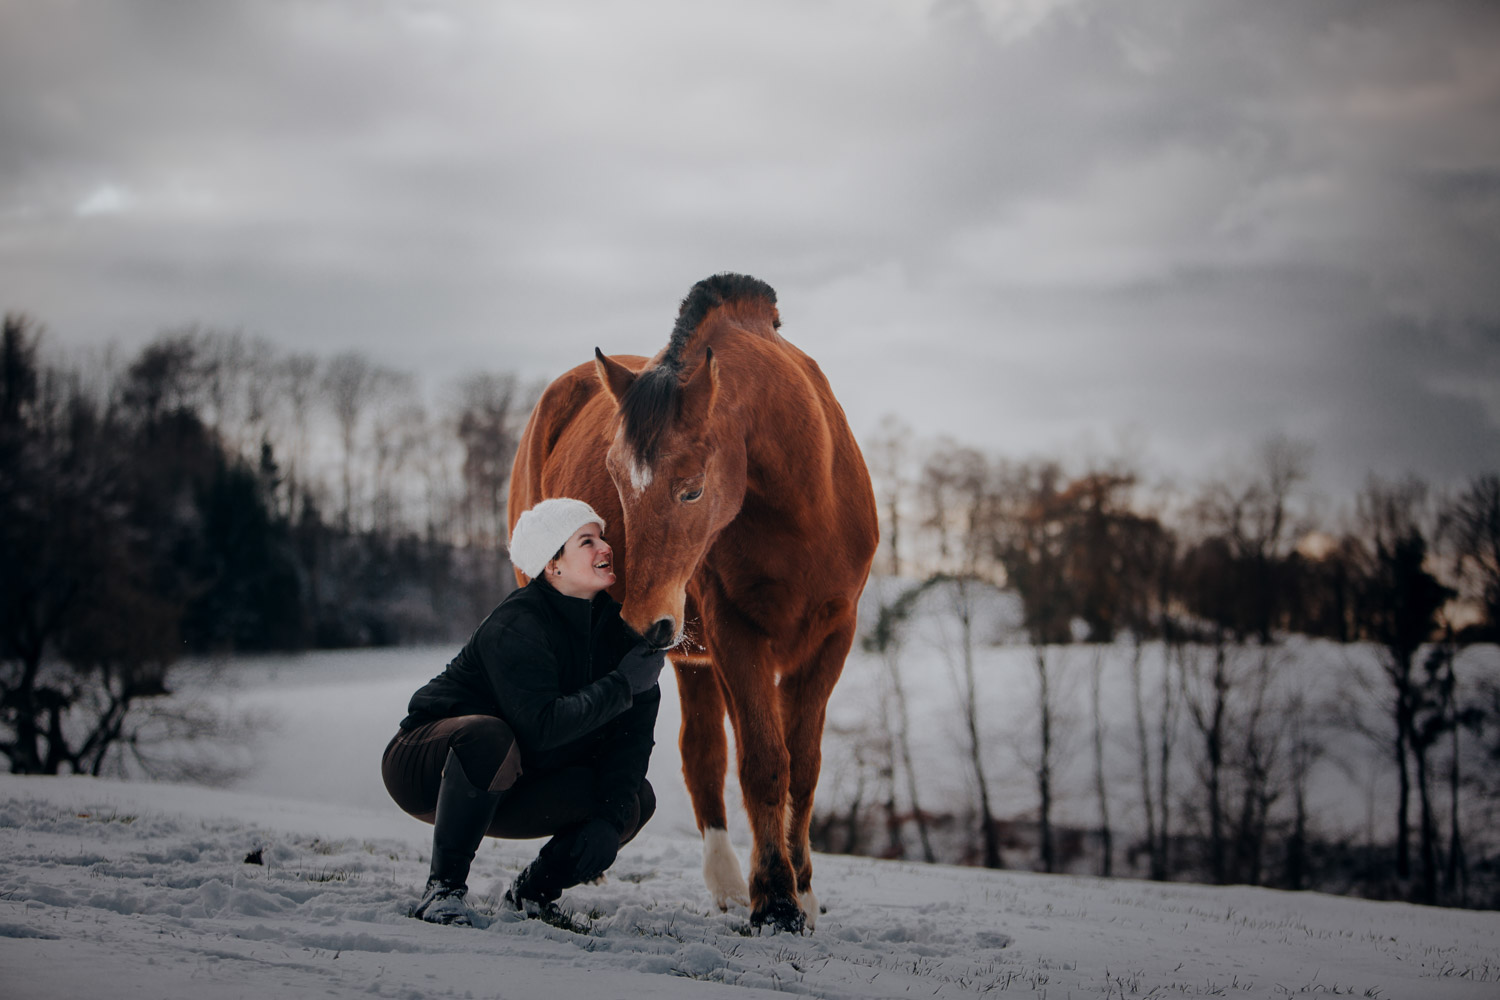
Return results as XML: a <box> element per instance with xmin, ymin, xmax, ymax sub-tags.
<box><xmin>3</xmin><ymin>639</ymin><xmax>1500</xmax><ymax>998</ymax></box>
<box><xmin>5</xmin><ymin>773</ymin><xmax>1499</xmax><ymax>999</ymax></box>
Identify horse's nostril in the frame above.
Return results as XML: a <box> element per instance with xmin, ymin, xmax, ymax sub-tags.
<box><xmin>644</xmin><ymin>618</ymin><xmax>675</xmax><ymax>649</ymax></box>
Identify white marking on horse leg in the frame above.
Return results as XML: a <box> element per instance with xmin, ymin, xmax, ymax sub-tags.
<box><xmin>702</xmin><ymin>827</ymin><xmax>750</xmax><ymax>910</ymax></box>
<box><xmin>798</xmin><ymin>886</ymin><xmax>819</xmax><ymax>930</ymax></box>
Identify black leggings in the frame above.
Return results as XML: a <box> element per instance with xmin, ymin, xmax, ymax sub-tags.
<box><xmin>381</xmin><ymin>715</ymin><xmax>655</xmax><ymax>843</ymax></box>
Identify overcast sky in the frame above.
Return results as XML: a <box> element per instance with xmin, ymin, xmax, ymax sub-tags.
<box><xmin>3</xmin><ymin>0</ymin><xmax>1498</xmax><ymax>503</ymax></box>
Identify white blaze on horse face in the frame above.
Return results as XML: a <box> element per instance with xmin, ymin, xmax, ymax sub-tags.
<box><xmin>628</xmin><ymin>457</ymin><xmax>654</xmax><ymax>494</ymax></box>
<box><xmin>702</xmin><ymin>827</ymin><xmax>751</xmax><ymax>911</ymax></box>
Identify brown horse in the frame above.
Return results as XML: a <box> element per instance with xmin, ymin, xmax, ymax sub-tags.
<box><xmin>508</xmin><ymin>273</ymin><xmax>878</xmax><ymax>932</ymax></box>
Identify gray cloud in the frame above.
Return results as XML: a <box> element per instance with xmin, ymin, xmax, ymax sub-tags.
<box><xmin>2</xmin><ymin>0</ymin><xmax>1497</xmax><ymax>499</ymax></box>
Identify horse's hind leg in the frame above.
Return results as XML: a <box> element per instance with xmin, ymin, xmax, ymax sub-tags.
<box><xmin>779</xmin><ymin>620</ymin><xmax>856</xmax><ymax>931</ymax></box>
<box><xmin>674</xmin><ymin>658</ymin><xmax>749</xmax><ymax>910</ymax></box>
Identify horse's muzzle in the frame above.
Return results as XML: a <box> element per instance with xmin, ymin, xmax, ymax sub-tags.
<box><xmin>642</xmin><ymin>617</ymin><xmax>676</xmax><ymax>650</ymax></box>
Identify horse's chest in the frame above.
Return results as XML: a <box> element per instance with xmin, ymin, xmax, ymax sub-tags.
<box><xmin>700</xmin><ymin>575</ymin><xmax>822</xmax><ymax>650</ymax></box>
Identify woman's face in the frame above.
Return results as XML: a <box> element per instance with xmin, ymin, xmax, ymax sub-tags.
<box><xmin>546</xmin><ymin>522</ymin><xmax>615</xmax><ymax>599</ymax></box>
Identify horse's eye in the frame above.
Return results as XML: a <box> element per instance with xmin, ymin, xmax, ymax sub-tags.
<box><xmin>681</xmin><ymin>488</ymin><xmax>703</xmax><ymax>503</ymax></box>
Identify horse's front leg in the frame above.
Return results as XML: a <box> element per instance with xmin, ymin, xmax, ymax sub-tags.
<box><xmin>674</xmin><ymin>657</ymin><xmax>749</xmax><ymax>910</ymax></box>
<box><xmin>778</xmin><ymin>622</ymin><xmax>855</xmax><ymax>932</ymax></box>
<box><xmin>718</xmin><ymin>645</ymin><xmax>803</xmax><ymax>932</ymax></box>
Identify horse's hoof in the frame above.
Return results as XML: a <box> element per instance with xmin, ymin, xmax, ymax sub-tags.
<box><xmin>750</xmin><ymin>895</ymin><xmax>806</xmax><ymax>934</ymax></box>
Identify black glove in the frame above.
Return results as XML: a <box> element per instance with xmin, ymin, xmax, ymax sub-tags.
<box><xmin>615</xmin><ymin>641</ymin><xmax>666</xmax><ymax>694</ymax></box>
<box><xmin>570</xmin><ymin>817</ymin><xmax>621</xmax><ymax>881</ymax></box>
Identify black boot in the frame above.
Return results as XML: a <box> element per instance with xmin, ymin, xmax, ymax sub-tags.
<box><xmin>503</xmin><ymin>834</ymin><xmax>575</xmax><ymax>917</ymax></box>
<box><xmin>414</xmin><ymin>749</ymin><xmax>504</xmax><ymax>926</ymax></box>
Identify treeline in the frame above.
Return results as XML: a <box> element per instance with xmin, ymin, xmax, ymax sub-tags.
<box><xmin>1</xmin><ymin>315</ymin><xmax>534</xmax><ymax>776</ymax></box>
<box><xmin>7</xmin><ymin>313</ymin><xmax>1500</xmax><ymax>908</ymax></box>
<box><xmin>814</xmin><ymin>419</ymin><xmax>1500</xmax><ymax>908</ymax></box>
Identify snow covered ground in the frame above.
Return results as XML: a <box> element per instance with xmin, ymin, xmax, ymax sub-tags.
<box><xmin>4</xmin><ymin>641</ymin><xmax>1499</xmax><ymax>998</ymax></box>
<box><xmin>5</xmin><ymin>773</ymin><xmax>1499</xmax><ymax>1000</ymax></box>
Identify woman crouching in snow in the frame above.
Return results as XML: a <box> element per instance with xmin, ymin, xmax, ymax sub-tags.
<box><xmin>382</xmin><ymin>498</ymin><xmax>665</xmax><ymax>925</ymax></box>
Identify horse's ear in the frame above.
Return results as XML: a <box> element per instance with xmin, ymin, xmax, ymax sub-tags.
<box><xmin>680</xmin><ymin>347</ymin><xmax>718</xmax><ymax>427</ymax></box>
<box><xmin>594</xmin><ymin>347</ymin><xmax>636</xmax><ymax>405</ymax></box>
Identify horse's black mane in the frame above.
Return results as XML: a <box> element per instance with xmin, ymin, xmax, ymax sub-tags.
<box><xmin>618</xmin><ymin>273</ymin><xmax>777</xmax><ymax>465</ymax></box>
<box><xmin>661</xmin><ymin>272</ymin><xmax>779</xmax><ymax>372</ymax></box>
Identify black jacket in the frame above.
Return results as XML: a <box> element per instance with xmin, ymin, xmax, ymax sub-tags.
<box><xmin>401</xmin><ymin>579</ymin><xmax>659</xmax><ymax>833</ymax></box>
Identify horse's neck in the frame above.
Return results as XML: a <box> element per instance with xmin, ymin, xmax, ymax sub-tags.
<box><xmin>721</xmin><ymin>360</ymin><xmax>835</xmax><ymax>520</ymax></box>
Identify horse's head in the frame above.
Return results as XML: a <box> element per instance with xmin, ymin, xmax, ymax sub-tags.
<box><xmin>593</xmin><ymin>346</ymin><xmax>743</xmax><ymax>649</ymax></box>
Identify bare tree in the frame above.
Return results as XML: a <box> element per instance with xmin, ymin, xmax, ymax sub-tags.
<box><xmin>992</xmin><ymin>460</ymin><xmax>1074</xmax><ymax>872</ymax></box>
<box><xmin>240</xmin><ymin>337</ymin><xmax>277</xmax><ymax>446</ymax></box>
<box><xmin>1064</xmin><ymin>470</ymin><xmax>1140</xmax><ymax>642</ymax></box>
<box><xmin>369</xmin><ymin>372</ymin><xmax>420</xmax><ymax>535</ymax></box>
<box><xmin>1228</xmin><ymin>649</ymin><xmax>1288</xmax><ymax>886</ymax></box>
<box><xmin>922</xmin><ymin>448</ymin><xmax>1013</xmax><ymax>867</ymax></box>
<box><xmin>411</xmin><ymin>402</ymin><xmax>461</xmax><ymax>545</ymax></box>
<box><xmin>1432</xmin><ymin>474</ymin><xmax>1500</xmax><ymax>903</ymax></box>
<box><xmin>1178</xmin><ymin>639</ymin><xmax>1234</xmax><ymax>883</ymax></box>
<box><xmin>1248</xmin><ymin>435</ymin><xmax>1312</xmax><ymax>556</ymax></box>
<box><xmin>118</xmin><ymin>330</ymin><xmax>208</xmax><ymax>431</ymax></box>
<box><xmin>935</xmin><ymin>573</ymin><xmax>1006</xmax><ymax>868</ymax></box>
<box><xmin>453</xmin><ymin>372</ymin><xmax>525</xmax><ymax>550</ymax></box>
<box><xmin>1447</xmin><ymin>474</ymin><xmax>1500</xmax><ymax>634</ymax></box>
<box><xmin>1032</xmin><ymin>645</ymin><xmax>1060</xmax><ymax>873</ymax></box>
<box><xmin>815</xmin><ymin>718</ymin><xmax>873</xmax><ymax>856</ymax></box>
<box><xmin>1155</xmin><ymin>642</ymin><xmax>1179</xmax><ymax>879</ymax></box>
<box><xmin>1169</xmin><ymin>443</ymin><xmax>1311</xmax><ymax>884</ymax></box>
<box><xmin>918</xmin><ymin>440</ymin><xmax>990</xmax><ymax>573</ymax></box>
<box><xmin>1130</xmin><ymin>635</ymin><xmax>1180</xmax><ymax>881</ymax></box>
<box><xmin>867</xmin><ymin>414</ymin><xmax>914</xmax><ymax>577</ymax></box>
<box><xmin>1353</xmin><ymin>475</ymin><xmax>1453</xmax><ymax>900</ymax></box>
<box><xmin>1089</xmin><ymin>646</ymin><xmax>1113</xmax><ymax>876</ymax></box>
<box><xmin>322</xmin><ymin>351</ymin><xmax>381</xmax><ymax>531</ymax></box>
<box><xmin>277</xmin><ymin>352</ymin><xmax>319</xmax><ymax>516</ymax></box>
<box><xmin>197</xmin><ymin>328</ymin><xmax>251</xmax><ymax>454</ymax></box>
<box><xmin>1188</xmin><ymin>435</ymin><xmax>1313</xmax><ymax>642</ymax></box>
<box><xmin>862</xmin><ymin>582</ymin><xmax>938</xmax><ymax>863</ymax></box>
<box><xmin>1174</xmin><ymin>630</ymin><xmax>1294</xmax><ymax>888</ymax></box>
<box><xmin>1282</xmin><ymin>692</ymin><xmax>1323</xmax><ymax>890</ymax></box>
<box><xmin>1117</xmin><ymin>493</ymin><xmax>1177</xmax><ymax>881</ymax></box>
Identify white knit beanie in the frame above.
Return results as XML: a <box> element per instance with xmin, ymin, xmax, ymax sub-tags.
<box><xmin>508</xmin><ymin>498</ymin><xmax>607</xmax><ymax>579</ymax></box>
